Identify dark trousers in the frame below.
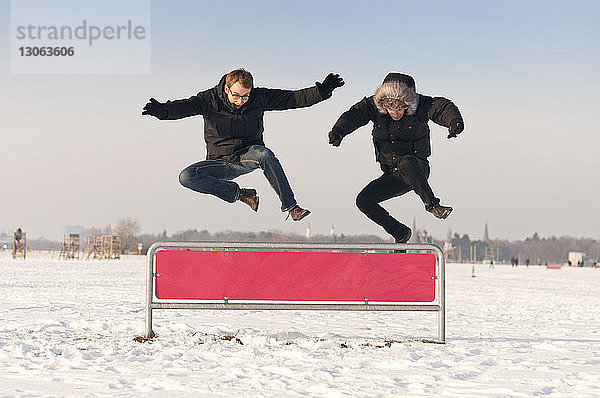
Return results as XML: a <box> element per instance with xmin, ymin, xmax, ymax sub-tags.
<box><xmin>356</xmin><ymin>155</ymin><xmax>438</xmax><ymax>239</ymax></box>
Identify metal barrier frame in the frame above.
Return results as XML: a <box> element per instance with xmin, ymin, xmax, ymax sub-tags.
<box><xmin>145</xmin><ymin>241</ymin><xmax>445</xmax><ymax>343</ymax></box>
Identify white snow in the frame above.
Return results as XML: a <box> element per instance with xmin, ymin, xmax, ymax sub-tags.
<box><xmin>1</xmin><ymin>251</ymin><xmax>599</xmax><ymax>397</ymax></box>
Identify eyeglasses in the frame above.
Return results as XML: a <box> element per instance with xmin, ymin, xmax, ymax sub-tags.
<box><xmin>227</xmin><ymin>86</ymin><xmax>250</xmax><ymax>100</ymax></box>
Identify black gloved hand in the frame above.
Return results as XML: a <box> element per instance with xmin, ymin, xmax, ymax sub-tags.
<box><xmin>328</xmin><ymin>130</ymin><xmax>343</xmax><ymax>147</ymax></box>
<box><xmin>447</xmin><ymin>119</ymin><xmax>464</xmax><ymax>138</ymax></box>
<box><xmin>316</xmin><ymin>73</ymin><xmax>345</xmax><ymax>97</ymax></box>
<box><xmin>142</xmin><ymin>98</ymin><xmax>168</xmax><ymax>119</ymax></box>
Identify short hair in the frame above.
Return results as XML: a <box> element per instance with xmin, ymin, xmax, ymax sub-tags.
<box><xmin>226</xmin><ymin>68</ymin><xmax>253</xmax><ymax>89</ymax></box>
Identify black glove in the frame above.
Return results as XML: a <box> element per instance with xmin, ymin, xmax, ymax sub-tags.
<box><xmin>328</xmin><ymin>130</ymin><xmax>343</xmax><ymax>147</ymax></box>
<box><xmin>447</xmin><ymin>119</ymin><xmax>464</xmax><ymax>138</ymax></box>
<box><xmin>142</xmin><ymin>98</ymin><xmax>168</xmax><ymax>119</ymax></box>
<box><xmin>316</xmin><ymin>73</ymin><xmax>345</xmax><ymax>97</ymax></box>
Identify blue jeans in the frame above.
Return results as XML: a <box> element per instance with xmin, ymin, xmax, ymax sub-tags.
<box><xmin>179</xmin><ymin>145</ymin><xmax>297</xmax><ymax>212</ymax></box>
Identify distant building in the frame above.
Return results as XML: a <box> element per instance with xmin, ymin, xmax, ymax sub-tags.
<box><xmin>409</xmin><ymin>217</ymin><xmax>418</xmax><ymax>243</ymax></box>
<box><xmin>65</xmin><ymin>225</ymin><xmax>84</xmax><ymax>235</ymax></box>
<box><xmin>568</xmin><ymin>251</ymin><xmax>585</xmax><ymax>266</ymax></box>
<box><xmin>0</xmin><ymin>231</ymin><xmax>8</xmax><ymax>251</ymax></box>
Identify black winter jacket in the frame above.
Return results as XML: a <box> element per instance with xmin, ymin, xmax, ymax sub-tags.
<box><xmin>331</xmin><ymin>95</ymin><xmax>463</xmax><ymax>173</ymax></box>
<box><xmin>164</xmin><ymin>75</ymin><xmax>329</xmax><ymax>161</ymax></box>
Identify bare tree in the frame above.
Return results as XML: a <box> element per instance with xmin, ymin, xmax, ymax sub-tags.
<box><xmin>114</xmin><ymin>217</ymin><xmax>140</xmax><ymax>253</ymax></box>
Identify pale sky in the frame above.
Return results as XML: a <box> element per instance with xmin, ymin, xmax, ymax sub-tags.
<box><xmin>1</xmin><ymin>0</ymin><xmax>599</xmax><ymax>241</ymax></box>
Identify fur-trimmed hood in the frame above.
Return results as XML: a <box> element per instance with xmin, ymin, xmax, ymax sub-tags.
<box><xmin>373</xmin><ymin>72</ymin><xmax>419</xmax><ymax>115</ymax></box>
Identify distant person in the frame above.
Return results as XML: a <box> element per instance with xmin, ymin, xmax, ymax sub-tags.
<box><xmin>327</xmin><ymin>72</ymin><xmax>464</xmax><ymax>242</ymax></box>
<box><xmin>142</xmin><ymin>68</ymin><xmax>344</xmax><ymax>221</ymax></box>
<box><xmin>525</xmin><ymin>258</ymin><xmax>530</xmax><ymax>267</ymax></box>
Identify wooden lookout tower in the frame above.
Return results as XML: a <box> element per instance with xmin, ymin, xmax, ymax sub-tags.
<box><xmin>84</xmin><ymin>235</ymin><xmax>121</xmax><ymax>260</ymax></box>
<box><xmin>58</xmin><ymin>233</ymin><xmax>80</xmax><ymax>260</ymax></box>
<box><xmin>12</xmin><ymin>228</ymin><xmax>26</xmax><ymax>259</ymax></box>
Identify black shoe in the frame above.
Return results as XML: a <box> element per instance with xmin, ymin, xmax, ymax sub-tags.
<box><xmin>238</xmin><ymin>188</ymin><xmax>259</xmax><ymax>212</ymax></box>
<box><xmin>394</xmin><ymin>225</ymin><xmax>412</xmax><ymax>243</ymax></box>
<box><xmin>392</xmin><ymin>225</ymin><xmax>412</xmax><ymax>252</ymax></box>
<box><xmin>286</xmin><ymin>205</ymin><xmax>311</xmax><ymax>221</ymax></box>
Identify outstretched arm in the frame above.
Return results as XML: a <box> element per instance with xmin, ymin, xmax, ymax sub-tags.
<box><xmin>142</xmin><ymin>93</ymin><xmax>208</xmax><ymax>120</ymax></box>
<box><xmin>262</xmin><ymin>73</ymin><xmax>344</xmax><ymax>111</ymax></box>
<box><xmin>142</xmin><ymin>98</ymin><xmax>168</xmax><ymax>119</ymax></box>
<box><xmin>328</xmin><ymin>96</ymin><xmax>377</xmax><ymax>147</ymax></box>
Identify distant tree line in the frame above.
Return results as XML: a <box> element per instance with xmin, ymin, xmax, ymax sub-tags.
<box><xmin>6</xmin><ymin>224</ymin><xmax>599</xmax><ymax>265</ymax></box>
<box><xmin>440</xmin><ymin>232</ymin><xmax>599</xmax><ymax>265</ymax></box>
<box><xmin>135</xmin><ymin>228</ymin><xmax>388</xmax><ymax>255</ymax></box>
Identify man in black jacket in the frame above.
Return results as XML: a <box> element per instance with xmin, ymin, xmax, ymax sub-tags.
<box><xmin>327</xmin><ymin>72</ymin><xmax>464</xmax><ymax>242</ymax></box>
<box><xmin>143</xmin><ymin>68</ymin><xmax>343</xmax><ymax>221</ymax></box>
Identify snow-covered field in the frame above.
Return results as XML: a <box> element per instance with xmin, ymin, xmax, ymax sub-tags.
<box><xmin>0</xmin><ymin>251</ymin><xmax>599</xmax><ymax>397</ymax></box>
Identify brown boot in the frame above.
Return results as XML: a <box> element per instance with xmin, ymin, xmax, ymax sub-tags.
<box><xmin>238</xmin><ymin>188</ymin><xmax>259</xmax><ymax>212</ymax></box>
<box><xmin>287</xmin><ymin>205</ymin><xmax>311</xmax><ymax>221</ymax></box>
<box><xmin>427</xmin><ymin>204</ymin><xmax>453</xmax><ymax>219</ymax></box>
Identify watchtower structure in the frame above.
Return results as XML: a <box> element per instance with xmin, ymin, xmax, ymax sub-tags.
<box><xmin>12</xmin><ymin>229</ymin><xmax>26</xmax><ymax>259</ymax></box>
<box><xmin>58</xmin><ymin>233</ymin><xmax>80</xmax><ymax>260</ymax></box>
<box><xmin>85</xmin><ymin>235</ymin><xmax>121</xmax><ymax>260</ymax></box>
<box><xmin>85</xmin><ymin>236</ymin><xmax>103</xmax><ymax>259</ymax></box>
<box><xmin>104</xmin><ymin>235</ymin><xmax>121</xmax><ymax>259</ymax></box>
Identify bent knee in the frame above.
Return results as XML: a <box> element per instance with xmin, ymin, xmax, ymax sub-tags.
<box><xmin>356</xmin><ymin>192</ymin><xmax>373</xmax><ymax>211</ymax></box>
<box><xmin>248</xmin><ymin>145</ymin><xmax>276</xmax><ymax>161</ymax></box>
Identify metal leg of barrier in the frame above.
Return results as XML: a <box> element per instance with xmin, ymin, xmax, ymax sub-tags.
<box><xmin>438</xmin><ymin>246</ymin><xmax>446</xmax><ymax>343</ymax></box>
<box><xmin>144</xmin><ymin>250</ymin><xmax>155</xmax><ymax>339</ymax></box>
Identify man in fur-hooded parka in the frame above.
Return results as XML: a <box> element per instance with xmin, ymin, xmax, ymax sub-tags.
<box><xmin>328</xmin><ymin>72</ymin><xmax>464</xmax><ymax>243</ymax></box>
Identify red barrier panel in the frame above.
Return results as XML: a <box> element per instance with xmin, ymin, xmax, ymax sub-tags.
<box><xmin>155</xmin><ymin>250</ymin><xmax>436</xmax><ymax>303</ymax></box>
